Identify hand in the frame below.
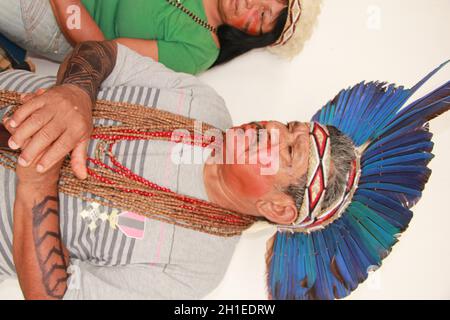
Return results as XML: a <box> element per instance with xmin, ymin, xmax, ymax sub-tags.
<box><xmin>15</xmin><ymin>152</ymin><xmax>64</xmax><ymax>188</ymax></box>
<box><xmin>1</xmin><ymin>89</ymin><xmax>47</xmax><ymax>148</ymax></box>
<box><xmin>2</xmin><ymin>84</ymin><xmax>93</xmax><ymax>180</ymax></box>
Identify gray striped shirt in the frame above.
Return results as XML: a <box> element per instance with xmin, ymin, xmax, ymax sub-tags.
<box><xmin>0</xmin><ymin>45</ymin><xmax>239</xmax><ymax>299</ymax></box>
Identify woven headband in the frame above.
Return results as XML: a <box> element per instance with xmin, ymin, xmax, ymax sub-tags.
<box><xmin>278</xmin><ymin>122</ymin><xmax>361</xmax><ymax>233</ymax></box>
<box><xmin>272</xmin><ymin>0</ymin><xmax>302</xmax><ymax>47</ymax></box>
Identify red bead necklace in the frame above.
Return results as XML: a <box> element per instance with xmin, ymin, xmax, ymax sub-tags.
<box><xmin>86</xmin><ymin>129</ymin><xmax>244</xmax><ymax>223</ymax></box>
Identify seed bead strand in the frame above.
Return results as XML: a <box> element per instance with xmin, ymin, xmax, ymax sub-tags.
<box><xmin>166</xmin><ymin>0</ymin><xmax>217</xmax><ymax>33</ymax></box>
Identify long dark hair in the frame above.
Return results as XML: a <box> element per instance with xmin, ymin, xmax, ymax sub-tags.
<box><xmin>212</xmin><ymin>7</ymin><xmax>289</xmax><ymax>67</ymax></box>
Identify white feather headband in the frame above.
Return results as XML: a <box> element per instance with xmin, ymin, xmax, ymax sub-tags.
<box><xmin>268</xmin><ymin>0</ymin><xmax>323</xmax><ymax>59</ymax></box>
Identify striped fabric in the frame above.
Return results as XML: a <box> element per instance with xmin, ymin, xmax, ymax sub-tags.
<box><xmin>0</xmin><ymin>70</ymin><xmax>238</xmax><ymax>287</ymax></box>
<box><xmin>0</xmin><ymin>71</ymin><xmax>59</xmax><ymax>276</ymax></box>
<box><xmin>0</xmin><ymin>71</ymin><xmax>164</xmax><ymax>273</ymax></box>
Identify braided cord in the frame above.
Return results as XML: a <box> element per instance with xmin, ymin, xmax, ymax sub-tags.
<box><xmin>166</xmin><ymin>0</ymin><xmax>217</xmax><ymax>33</ymax></box>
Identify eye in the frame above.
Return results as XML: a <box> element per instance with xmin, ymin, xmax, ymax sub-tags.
<box><xmin>261</xmin><ymin>10</ymin><xmax>266</xmax><ymax>25</ymax></box>
<box><xmin>259</xmin><ymin>10</ymin><xmax>265</xmax><ymax>33</ymax></box>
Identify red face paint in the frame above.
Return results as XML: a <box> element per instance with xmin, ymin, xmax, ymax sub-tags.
<box><xmin>224</xmin><ymin>0</ymin><xmax>262</xmax><ymax>35</ymax></box>
<box><xmin>222</xmin><ymin>162</ymin><xmax>275</xmax><ymax>199</ymax></box>
<box><xmin>222</xmin><ymin>0</ymin><xmax>288</xmax><ymax>35</ymax></box>
<box><xmin>219</xmin><ymin>120</ymin><xmax>310</xmax><ymax>201</ymax></box>
<box><xmin>220</xmin><ymin>121</ymin><xmax>280</xmax><ymax>199</ymax></box>
<box><xmin>227</xmin><ymin>15</ymin><xmax>260</xmax><ymax>35</ymax></box>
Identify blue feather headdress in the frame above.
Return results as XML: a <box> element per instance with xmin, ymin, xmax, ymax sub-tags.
<box><xmin>267</xmin><ymin>61</ymin><xmax>450</xmax><ymax>300</ymax></box>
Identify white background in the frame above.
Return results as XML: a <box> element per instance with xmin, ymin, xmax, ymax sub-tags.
<box><xmin>1</xmin><ymin>0</ymin><xmax>449</xmax><ymax>300</ymax></box>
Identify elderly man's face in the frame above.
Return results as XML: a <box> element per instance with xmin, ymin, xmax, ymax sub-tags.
<box><xmin>211</xmin><ymin>121</ymin><xmax>310</xmax><ymax>224</ymax></box>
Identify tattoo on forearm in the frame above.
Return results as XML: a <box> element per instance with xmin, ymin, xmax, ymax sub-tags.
<box><xmin>57</xmin><ymin>40</ymin><xmax>117</xmax><ymax>102</ymax></box>
<box><xmin>32</xmin><ymin>196</ymin><xmax>68</xmax><ymax>299</ymax></box>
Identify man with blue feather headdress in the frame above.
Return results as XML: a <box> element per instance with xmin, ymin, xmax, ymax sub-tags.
<box><xmin>0</xmin><ymin>41</ymin><xmax>448</xmax><ymax>300</ymax></box>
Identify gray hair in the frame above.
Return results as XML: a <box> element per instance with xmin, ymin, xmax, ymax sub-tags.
<box><xmin>323</xmin><ymin>126</ymin><xmax>356</xmax><ymax>209</ymax></box>
<box><xmin>284</xmin><ymin>126</ymin><xmax>355</xmax><ymax>216</ymax></box>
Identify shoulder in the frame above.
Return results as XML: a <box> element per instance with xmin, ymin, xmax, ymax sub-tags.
<box><xmin>157</xmin><ymin>39</ymin><xmax>219</xmax><ymax>74</ymax></box>
<box><xmin>157</xmin><ymin>4</ymin><xmax>220</xmax><ymax>74</ymax></box>
<box><xmin>187</xmin><ymin>81</ymin><xmax>233</xmax><ymax>130</ymax></box>
<box><xmin>108</xmin><ymin>45</ymin><xmax>233</xmax><ymax>129</ymax></box>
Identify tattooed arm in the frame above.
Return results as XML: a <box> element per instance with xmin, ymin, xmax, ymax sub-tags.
<box><xmin>56</xmin><ymin>40</ymin><xmax>118</xmax><ymax>102</ymax></box>
<box><xmin>13</xmin><ymin>158</ymin><xmax>69</xmax><ymax>300</ymax></box>
<box><xmin>3</xmin><ymin>41</ymin><xmax>117</xmax><ymax>180</ymax></box>
<box><xmin>7</xmin><ymin>41</ymin><xmax>118</xmax><ymax>299</ymax></box>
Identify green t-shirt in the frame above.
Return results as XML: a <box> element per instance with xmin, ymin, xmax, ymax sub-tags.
<box><xmin>81</xmin><ymin>0</ymin><xmax>219</xmax><ymax>74</ymax></box>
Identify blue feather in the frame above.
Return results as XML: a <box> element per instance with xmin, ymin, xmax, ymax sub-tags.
<box><xmin>365</xmin><ymin>127</ymin><xmax>432</xmax><ymax>159</ymax></box>
<box><xmin>268</xmin><ymin>61</ymin><xmax>450</xmax><ymax>300</ymax></box>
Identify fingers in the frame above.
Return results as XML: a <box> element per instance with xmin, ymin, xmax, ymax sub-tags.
<box><xmin>2</xmin><ymin>119</ymin><xmax>32</xmax><ymax>152</ymax></box>
<box><xmin>7</xmin><ymin>109</ymin><xmax>55</xmax><ymax>151</ymax></box>
<box><xmin>2</xmin><ymin>90</ymin><xmax>45</xmax><ymax>134</ymax></box>
<box><xmin>70</xmin><ymin>140</ymin><xmax>89</xmax><ymax>180</ymax></box>
<box><xmin>4</xmin><ymin>96</ymin><xmax>45</xmax><ymax>130</ymax></box>
<box><xmin>5</xmin><ymin>86</ymin><xmax>93</xmax><ymax>178</ymax></box>
<box><xmin>17</xmin><ymin>121</ymin><xmax>64</xmax><ymax>167</ymax></box>
<box><xmin>3</xmin><ymin>88</ymin><xmax>48</xmax><ymax>130</ymax></box>
<box><xmin>2</xmin><ymin>117</ymin><xmax>16</xmax><ymax>134</ymax></box>
<box><xmin>34</xmin><ymin>130</ymin><xmax>84</xmax><ymax>173</ymax></box>
<box><xmin>20</xmin><ymin>88</ymin><xmax>47</xmax><ymax>104</ymax></box>
<box><xmin>20</xmin><ymin>93</ymin><xmax>35</xmax><ymax>104</ymax></box>
<box><xmin>34</xmin><ymin>88</ymin><xmax>48</xmax><ymax>96</ymax></box>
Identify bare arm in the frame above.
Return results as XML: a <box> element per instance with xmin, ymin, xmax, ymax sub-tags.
<box><xmin>49</xmin><ymin>0</ymin><xmax>160</xmax><ymax>61</ymax></box>
<box><xmin>13</xmin><ymin>160</ymin><xmax>69</xmax><ymax>299</ymax></box>
<box><xmin>6</xmin><ymin>40</ymin><xmax>121</xmax><ymax>299</ymax></box>
<box><xmin>56</xmin><ymin>40</ymin><xmax>118</xmax><ymax>101</ymax></box>
<box><xmin>49</xmin><ymin>0</ymin><xmax>105</xmax><ymax>45</ymax></box>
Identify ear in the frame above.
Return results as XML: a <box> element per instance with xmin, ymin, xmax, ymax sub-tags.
<box><xmin>255</xmin><ymin>195</ymin><xmax>298</xmax><ymax>225</ymax></box>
